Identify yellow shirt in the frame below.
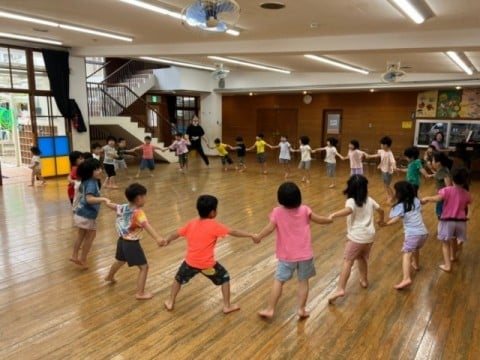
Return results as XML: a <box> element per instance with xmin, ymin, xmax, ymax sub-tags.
<box><xmin>255</xmin><ymin>140</ymin><xmax>266</xmax><ymax>154</ymax></box>
<box><xmin>215</xmin><ymin>143</ymin><xmax>229</xmax><ymax>156</ymax></box>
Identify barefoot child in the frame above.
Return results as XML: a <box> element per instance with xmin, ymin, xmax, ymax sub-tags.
<box><xmin>104</xmin><ymin>183</ymin><xmax>165</xmax><ymax>300</ymax></box>
<box><xmin>209</xmin><ymin>138</ymin><xmax>235</xmax><ymax>171</ymax></box>
<box><xmin>163</xmin><ymin>195</ymin><xmax>256</xmax><ymax>314</ymax></box>
<box><xmin>128</xmin><ymin>136</ymin><xmax>163</xmax><ymax>178</ymax></box>
<box><xmin>247</xmin><ymin>133</ymin><xmax>273</xmax><ymax>174</ymax></box>
<box><xmin>254</xmin><ymin>182</ymin><xmax>332</xmax><ymax>319</ymax></box>
<box><xmin>291</xmin><ymin>136</ymin><xmax>312</xmax><ymax>183</ymax></box>
<box><xmin>398</xmin><ymin>146</ymin><xmax>429</xmax><ymax>196</ymax></box>
<box><xmin>328</xmin><ymin>175</ymin><xmax>384</xmax><ymax>304</ymax></box>
<box><xmin>162</xmin><ymin>133</ymin><xmax>190</xmax><ymax>173</ymax></box>
<box><xmin>28</xmin><ymin>146</ymin><xmax>45</xmax><ymax>186</ymax></box>
<box><xmin>421</xmin><ymin>168</ymin><xmax>472</xmax><ymax>272</ymax></box>
<box><xmin>271</xmin><ymin>135</ymin><xmax>292</xmax><ymax>179</ymax></box>
<box><xmin>102</xmin><ymin>135</ymin><xmax>119</xmax><ymax>189</ymax></box>
<box><xmin>114</xmin><ymin>138</ymin><xmax>130</xmax><ymax>178</ymax></box>
<box><xmin>313</xmin><ymin>137</ymin><xmax>342</xmax><ymax>188</ymax></box>
<box><xmin>429</xmin><ymin>152</ymin><xmax>452</xmax><ymax>218</ymax></box>
<box><xmin>365</xmin><ymin>136</ymin><xmax>396</xmax><ymax>202</ymax></box>
<box><xmin>233</xmin><ymin>136</ymin><xmax>247</xmax><ymax>172</ymax></box>
<box><xmin>340</xmin><ymin>140</ymin><xmax>367</xmax><ymax>175</ymax></box>
<box><xmin>71</xmin><ymin>158</ymin><xmax>110</xmax><ymax>269</ymax></box>
<box><xmin>381</xmin><ymin>181</ymin><xmax>428</xmax><ymax>290</ymax></box>
<box><xmin>67</xmin><ymin>151</ymin><xmax>84</xmax><ymax>207</ymax></box>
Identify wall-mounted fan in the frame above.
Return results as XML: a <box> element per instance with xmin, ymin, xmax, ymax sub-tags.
<box><xmin>212</xmin><ymin>63</ymin><xmax>229</xmax><ymax>88</ymax></box>
<box><xmin>182</xmin><ymin>0</ymin><xmax>240</xmax><ymax>32</ymax></box>
<box><xmin>381</xmin><ymin>62</ymin><xmax>407</xmax><ymax>83</ymax></box>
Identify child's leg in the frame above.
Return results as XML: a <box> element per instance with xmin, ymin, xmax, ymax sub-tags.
<box><xmin>328</xmin><ymin>259</ymin><xmax>354</xmax><ymax>304</ymax></box>
<box><xmin>305</xmin><ymin>169</ymin><xmax>311</xmax><ymax>183</ymax></box>
<box><xmin>35</xmin><ymin>169</ymin><xmax>45</xmax><ymax>183</ymax></box>
<box><xmin>412</xmin><ymin>250</ymin><xmax>420</xmax><ymax>270</ymax></box>
<box><xmin>135</xmin><ymin>264</ymin><xmax>153</xmax><ymax>300</ymax></box>
<box><xmin>105</xmin><ymin>260</ymin><xmax>125</xmax><ymax>283</ymax></box>
<box><xmin>164</xmin><ymin>279</ymin><xmax>182</xmax><ymax>311</ymax></box>
<box><xmin>78</xmin><ymin>230</ymin><xmax>97</xmax><ymax>268</ymax></box>
<box><xmin>221</xmin><ymin>281</ymin><xmax>240</xmax><ymax>314</ymax></box>
<box><xmin>450</xmin><ymin>239</ymin><xmax>458</xmax><ymax>261</ymax></box>
<box><xmin>297</xmin><ymin>280</ymin><xmax>310</xmax><ymax>318</ymax></box>
<box><xmin>394</xmin><ymin>252</ymin><xmax>413</xmax><ymax>289</ymax></box>
<box><xmin>71</xmin><ymin>228</ymin><xmax>86</xmax><ymax>263</ymax></box>
<box><xmin>29</xmin><ymin>169</ymin><xmax>36</xmax><ymax>186</ymax></box>
<box><xmin>439</xmin><ymin>240</ymin><xmax>452</xmax><ymax>272</ymax></box>
<box><xmin>357</xmin><ymin>258</ymin><xmax>369</xmax><ymax>288</ymax></box>
<box><xmin>258</xmin><ymin>279</ymin><xmax>284</xmax><ymax>319</ymax></box>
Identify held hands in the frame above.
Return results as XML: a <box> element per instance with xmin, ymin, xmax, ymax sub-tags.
<box><xmin>156</xmin><ymin>237</ymin><xmax>168</xmax><ymax>247</ymax></box>
<box><xmin>252</xmin><ymin>234</ymin><xmax>261</xmax><ymax>244</ymax></box>
<box><xmin>377</xmin><ymin>219</ymin><xmax>387</xmax><ymax>227</ymax></box>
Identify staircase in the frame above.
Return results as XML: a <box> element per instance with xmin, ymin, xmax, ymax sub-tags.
<box><xmin>86</xmin><ymin>60</ymin><xmax>177</xmax><ymax>163</ymax></box>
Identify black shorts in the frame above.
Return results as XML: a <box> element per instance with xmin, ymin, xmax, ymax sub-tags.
<box><xmin>115</xmin><ymin>237</ymin><xmax>147</xmax><ymax>266</ymax></box>
<box><xmin>104</xmin><ymin>163</ymin><xmax>116</xmax><ymax>177</ymax></box>
<box><xmin>174</xmin><ymin>261</ymin><xmax>230</xmax><ymax>285</ymax></box>
<box><xmin>221</xmin><ymin>155</ymin><xmax>233</xmax><ymax>165</ymax></box>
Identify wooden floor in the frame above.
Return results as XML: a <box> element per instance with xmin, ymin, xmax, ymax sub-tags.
<box><xmin>1</xmin><ymin>155</ymin><xmax>479</xmax><ymax>360</ymax></box>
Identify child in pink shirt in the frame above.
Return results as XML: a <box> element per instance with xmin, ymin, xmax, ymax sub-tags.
<box><xmin>341</xmin><ymin>139</ymin><xmax>366</xmax><ymax>175</ymax></box>
<box><xmin>127</xmin><ymin>136</ymin><xmax>162</xmax><ymax>178</ymax></box>
<box><xmin>254</xmin><ymin>182</ymin><xmax>332</xmax><ymax>319</ymax></box>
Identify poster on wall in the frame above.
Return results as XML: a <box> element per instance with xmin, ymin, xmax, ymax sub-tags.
<box><xmin>436</xmin><ymin>90</ymin><xmax>462</xmax><ymax>118</ymax></box>
<box><xmin>459</xmin><ymin>89</ymin><xmax>480</xmax><ymax>118</ymax></box>
<box><xmin>416</xmin><ymin>90</ymin><xmax>438</xmax><ymax>118</ymax></box>
<box><xmin>326</xmin><ymin>113</ymin><xmax>341</xmax><ymax>134</ymax></box>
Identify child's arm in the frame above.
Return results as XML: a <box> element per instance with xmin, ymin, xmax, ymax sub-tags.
<box><xmin>126</xmin><ymin>145</ymin><xmax>142</xmax><ymax>152</ymax></box>
<box><xmin>376</xmin><ymin>207</ymin><xmax>385</xmax><ymax>226</ymax></box>
<box><xmin>328</xmin><ymin>207</ymin><xmax>353</xmax><ymax>220</ymax></box>
<box><xmin>264</xmin><ymin>142</ymin><xmax>274</xmax><ymax>149</ymax></box>
<box><xmin>85</xmin><ymin>194</ymin><xmax>110</xmax><ymax>205</ymax></box>
<box><xmin>143</xmin><ymin>222</ymin><xmax>166</xmax><ymax>247</ymax></box>
<box><xmin>365</xmin><ymin>153</ymin><xmax>380</xmax><ymax>159</ymax></box>
<box><xmin>444</xmin><ymin>176</ymin><xmax>452</xmax><ymax>187</ymax></box>
<box><xmin>164</xmin><ymin>231</ymin><xmax>181</xmax><ymax>246</ymax></box>
<box><xmin>312</xmin><ymin>146</ymin><xmax>326</xmax><ymax>153</ymax></box>
<box><xmin>246</xmin><ymin>143</ymin><xmax>256</xmax><ymax>151</ymax></box>
<box><xmin>420</xmin><ymin>167</ymin><xmax>429</xmax><ymax>179</ymax></box>
<box><xmin>252</xmin><ymin>222</ymin><xmax>276</xmax><ymax>243</ymax></box>
<box><xmin>152</xmin><ymin>145</ymin><xmax>164</xmax><ymax>150</ymax></box>
<box><xmin>420</xmin><ymin>194</ymin><xmax>443</xmax><ymax>204</ymax></box>
<box><xmin>311</xmin><ymin>213</ymin><xmax>333</xmax><ymax>224</ymax></box>
<box><xmin>380</xmin><ymin>215</ymin><xmax>401</xmax><ymax>227</ymax></box>
<box><xmin>104</xmin><ymin>201</ymin><xmax>118</xmax><ymax>211</ymax></box>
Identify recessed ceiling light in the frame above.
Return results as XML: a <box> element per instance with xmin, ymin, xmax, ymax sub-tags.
<box><xmin>260</xmin><ymin>2</ymin><xmax>286</xmax><ymax>10</ymax></box>
<box><xmin>370</xmin><ymin>89</ymin><xmax>375</xmax><ymax>92</ymax></box>
<box><xmin>455</xmin><ymin>86</ymin><xmax>462</xmax><ymax>90</ymax></box>
<box><xmin>304</xmin><ymin>54</ymin><xmax>369</xmax><ymax>75</ymax></box>
<box><xmin>208</xmin><ymin>56</ymin><xmax>291</xmax><ymax>74</ymax></box>
<box><xmin>249</xmin><ymin>92</ymin><xmax>253</xmax><ymax>96</ymax></box>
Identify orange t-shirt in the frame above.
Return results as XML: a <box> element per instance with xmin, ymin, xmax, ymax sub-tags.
<box><xmin>178</xmin><ymin>218</ymin><xmax>230</xmax><ymax>269</ymax></box>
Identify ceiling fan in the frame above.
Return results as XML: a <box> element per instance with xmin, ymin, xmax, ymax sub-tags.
<box><xmin>182</xmin><ymin>0</ymin><xmax>241</xmax><ymax>32</ymax></box>
<box><xmin>381</xmin><ymin>62</ymin><xmax>409</xmax><ymax>83</ymax></box>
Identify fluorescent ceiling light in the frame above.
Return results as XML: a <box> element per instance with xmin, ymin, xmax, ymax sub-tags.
<box><xmin>304</xmin><ymin>54</ymin><xmax>369</xmax><ymax>75</ymax></box>
<box><xmin>446</xmin><ymin>51</ymin><xmax>473</xmax><ymax>75</ymax></box>
<box><xmin>0</xmin><ymin>10</ymin><xmax>132</xmax><ymax>42</ymax></box>
<box><xmin>208</xmin><ymin>56</ymin><xmax>290</xmax><ymax>74</ymax></box>
<box><xmin>388</xmin><ymin>0</ymin><xmax>434</xmax><ymax>24</ymax></box>
<box><xmin>139</xmin><ymin>56</ymin><xmax>216</xmax><ymax>71</ymax></box>
<box><xmin>0</xmin><ymin>32</ymin><xmax>62</xmax><ymax>45</ymax></box>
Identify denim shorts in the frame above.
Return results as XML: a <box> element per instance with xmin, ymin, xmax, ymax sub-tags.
<box><xmin>298</xmin><ymin>160</ymin><xmax>311</xmax><ymax>170</ymax></box>
<box><xmin>326</xmin><ymin>162</ymin><xmax>336</xmax><ymax>177</ymax></box>
<box><xmin>275</xmin><ymin>258</ymin><xmax>316</xmax><ymax>281</ymax></box>
<box><xmin>382</xmin><ymin>171</ymin><xmax>393</xmax><ymax>185</ymax></box>
<box><xmin>140</xmin><ymin>158</ymin><xmax>155</xmax><ymax>170</ymax></box>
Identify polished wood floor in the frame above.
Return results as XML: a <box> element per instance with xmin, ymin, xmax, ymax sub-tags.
<box><xmin>1</xmin><ymin>155</ymin><xmax>479</xmax><ymax>360</ymax></box>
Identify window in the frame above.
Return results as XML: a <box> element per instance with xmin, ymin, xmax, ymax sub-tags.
<box><xmin>175</xmin><ymin>96</ymin><xmax>199</xmax><ymax>134</ymax></box>
<box><xmin>33</xmin><ymin>51</ymin><xmax>50</xmax><ymax>91</ymax></box>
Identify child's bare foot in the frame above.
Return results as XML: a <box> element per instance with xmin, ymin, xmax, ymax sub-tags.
<box><xmin>439</xmin><ymin>264</ymin><xmax>451</xmax><ymax>273</ymax></box>
<box><xmin>104</xmin><ymin>276</ymin><xmax>117</xmax><ymax>283</ymax></box>
<box><xmin>149</xmin><ymin>174</ymin><xmax>154</xmax><ymax>177</ymax></box>
<box><xmin>411</xmin><ymin>263</ymin><xmax>420</xmax><ymax>271</ymax></box>
<box><xmin>134</xmin><ymin>174</ymin><xmax>140</xmax><ymax>178</ymax></box>
<box><xmin>69</xmin><ymin>257</ymin><xmax>81</xmax><ymax>265</ymax></box>
<box><xmin>164</xmin><ymin>300</ymin><xmax>174</xmax><ymax>311</ymax></box>
<box><xmin>258</xmin><ymin>308</ymin><xmax>274</xmax><ymax>319</ymax></box>
<box><xmin>297</xmin><ymin>309</ymin><xmax>310</xmax><ymax>319</ymax></box>
<box><xmin>223</xmin><ymin>304</ymin><xmax>240</xmax><ymax>314</ymax></box>
<box><xmin>136</xmin><ymin>292</ymin><xmax>153</xmax><ymax>300</ymax></box>
<box><xmin>359</xmin><ymin>279</ymin><xmax>369</xmax><ymax>288</ymax></box>
<box><xmin>394</xmin><ymin>279</ymin><xmax>412</xmax><ymax>290</ymax></box>
<box><xmin>328</xmin><ymin>290</ymin><xmax>345</xmax><ymax>304</ymax></box>
<box><xmin>78</xmin><ymin>261</ymin><xmax>89</xmax><ymax>270</ymax></box>
<box><xmin>328</xmin><ymin>184</ymin><xmax>335</xmax><ymax>188</ymax></box>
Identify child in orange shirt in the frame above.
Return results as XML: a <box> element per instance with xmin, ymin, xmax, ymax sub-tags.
<box><xmin>163</xmin><ymin>195</ymin><xmax>256</xmax><ymax>314</ymax></box>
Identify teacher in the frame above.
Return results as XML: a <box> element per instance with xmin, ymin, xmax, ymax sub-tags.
<box><xmin>431</xmin><ymin>132</ymin><xmax>446</xmax><ymax>151</ymax></box>
<box><xmin>186</xmin><ymin>115</ymin><xmax>210</xmax><ymax>166</ymax></box>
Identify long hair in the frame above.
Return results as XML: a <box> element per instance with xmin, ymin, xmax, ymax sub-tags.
<box><xmin>393</xmin><ymin>181</ymin><xmax>416</xmax><ymax>213</ymax></box>
<box><xmin>343</xmin><ymin>175</ymin><xmax>368</xmax><ymax>207</ymax></box>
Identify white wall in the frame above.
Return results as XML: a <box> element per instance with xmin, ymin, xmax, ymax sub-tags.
<box><xmin>199</xmin><ymin>92</ymin><xmax>222</xmax><ymax>155</ymax></box>
<box><xmin>69</xmin><ymin>56</ymin><xmax>90</xmax><ymax>151</ymax></box>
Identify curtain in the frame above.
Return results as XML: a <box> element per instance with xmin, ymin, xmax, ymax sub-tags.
<box><xmin>166</xmin><ymin>95</ymin><xmax>177</xmax><ymax>124</ymax></box>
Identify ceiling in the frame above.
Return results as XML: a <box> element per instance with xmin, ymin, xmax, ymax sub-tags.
<box><xmin>0</xmin><ymin>0</ymin><xmax>479</xmax><ymax>85</ymax></box>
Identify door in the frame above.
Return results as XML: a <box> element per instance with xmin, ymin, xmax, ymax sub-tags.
<box><xmin>256</xmin><ymin>109</ymin><xmax>298</xmax><ymax>146</ymax></box>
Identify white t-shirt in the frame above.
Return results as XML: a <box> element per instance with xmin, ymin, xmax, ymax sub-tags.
<box><xmin>31</xmin><ymin>155</ymin><xmax>41</xmax><ymax>169</ymax></box>
<box><xmin>324</xmin><ymin>146</ymin><xmax>339</xmax><ymax>164</ymax></box>
<box><xmin>102</xmin><ymin>145</ymin><xmax>117</xmax><ymax>165</ymax></box>
<box><xmin>278</xmin><ymin>141</ymin><xmax>291</xmax><ymax>160</ymax></box>
<box><xmin>377</xmin><ymin>149</ymin><xmax>396</xmax><ymax>173</ymax></box>
<box><xmin>300</xmin><ymin>145</ymin><xmax>312</xmax><ymax>162</ymax></box>
<box><xmin>345</xmin><ymin>196</ymin><xmax>380</xmax><ymax>243</ymax></box>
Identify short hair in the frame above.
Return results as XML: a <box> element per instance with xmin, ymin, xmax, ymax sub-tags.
<box><xmin>83</xmin><ymin>152</ymin><xmax>93</xmax><ymax>159</ymax></box>
<box><xmin>380</xmin><ymin>136</ymin><xmax>392</xmax><ymax>147</ymax></box>
<box><xmin>300</xmin><ymin>136</ymin><xmax>310</xmax><ymax>145</ymax></box>
<box><xmin>69</xmin><ymin>151</ymin><xmax>84</xmax><ymax>166</ymax></box>
<box><xmin>350</xmin><ymin>140</ymin><xmax>360</xmax><ymax>149</ymax></box>
<box><xmin>235</xmin><ymin>136</ymin><xmax>243</xmax><ymax>142</ymax></box>
<box><xmin>327</xmin><ymin>137</ymin><xmax>338</xmax><ymax>147</ymax></box>
<box><xmin>214</xmin><ymin>138</ymin><xmax>221</xmax><ymax>144</ymax></box>
<box><xmin>144</xmin><ymin>136</ymin><xmax>152</xmax><ymax>141</ymax></box>
<box><xmin>404</xmin><ymin>146</ymin><xmax>420</xmax><ymax>159</ymax></box>
<box><xmin>125</xmin><ymin>183</ymin><xmax>147</xmax><ymax>202</ymax></box>
<box><xmin>277</xmin><ymin>182</ymin><xmax>302</xmax><ymax>208</ymax></box>
<box><xmin>118</xmin><ymin>137</ymin><xmax>126</xmax><ymax>143</ymax></box>
<box><xmin>77</xmin><ymin>158</ymin><xmax>101</xmax><ymax>182</ymax></box>
<box><xmin>91</xmin><ymin>142</ymin><xmax>101</xmax><ymax>150</ymax></box>
<box><xmin>451</xmin><ymin>168</ymin><xmax>469</xmax><ymax>190</ymax></box>
<box><xmin>432</xmin><ymin>152</ymin><xmax>453</xmax><ymax>170</ymax></box>
<box><xmin>257</xmin><ymin>133</ymin><xmax>264</xmax><ymax>138</ymax></box>
<box><xmin>30</xmin><ymin>146</ymin><xmax>41</xmax><ymax>155</ymax></box>
<box><xmin>343</xmin><ymin>175</ymin><xmax>368</xmax><ymax>207</ymax></box>
<box><xmin>175</xmin><ymin>132</ymin><xmax>183</xmax><ymax>137</ymax></box>
<box><xmin>106</xmin><ymin>135</ymin><xmax>116</xmax><ymax>143</ymax></box>
<box><xmin>196</xmin><ymin>195</ymin><xmax>218</xmax><ymax>218</ymax></box>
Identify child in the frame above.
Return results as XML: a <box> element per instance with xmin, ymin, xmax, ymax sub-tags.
<box><xmin>341</xmin><ymin>140</ymin><xmax>366</xmax><ymax>175</ymax></box>
<box><xmin>71</xmin><ymin>158</ymin><xmax>110</xmax><ymax>269</ymax></box>
<box><xmin>28</xmin><ymin>146</ymin><xmax>45</xmax><ymax>186</ymax></box>
<box><xmin>233</xmin><ymin>136</ymin><xmax>246</xmax><ymax>172</ymax></box>
<box><xmin>271</xmin><ymin>135</ymin><xmax>292</xmax><ymax>179</ymax></box>
<box><xmin>423</xmin><ymin>145</ymin><xmax>436</xmax><ymax>174</ymax></box>
<box><xmin>67</xmin><ymin>151</ymin><xmax>84</xmax><ymax>206</ymax></box>
<box><xmin>254</xmin><ymin>182</ymin><xmax>332</xmax><ymax>319</ymax></box>
<box><xmin>129</xmin><ymin>136</ymin><xmax>162</xmax><ymax>178</ymax></box>
<box><xmin>327</xmin><ymin>175</ymin><xmax>385</xmax><ymax>304</ymax></box>
<box><xmin>291</xmin><ymin>136</ymin><xmax>312</xmax><ymax>183</ymax></box>
<box><xmin>365</xmin><ymin>136</ymin><xmax>396</xmax><ymax>202</ymax></box>
<box><xmin>104</xmin><ymin>183</ymin><xmax>165</xmax><ymax>300</ymax></box>
<box><xmin>247</xmin><ymin>133</ymin><xmax>272</xmax><ymax>174</ymax></box>
<box><xmin>398</xmin><ymin>146</ymin><xmax>429</xmax><ymax>196</ymax></box>
<box><xmin>163</xmin><ymin>133</ymin><xmax>190</xmax><ymax>173</ymax></box>
<box><xmin>102</xmin><ymin>135</ymin><xmax>119</xmax><ymax>189</ymax></box>
<box><xmin>381</xmin><ymin>181</ymin><xmax>428</xmax><ymax>290</ymax></box>
<box><xmin>421</xmin><ymin>168</ymin><xmax>472</xmax><ymax>272</ymax></box>
<box><xmin>115</xmin><ymin>138</ymin><xmax>130</xmax><ymax>178</ymax></box>
<box><xmin>429</xmin><ymin>152</ymin><xmax>452</xmax><ymax>218</ymax></box>
<box><xmin>163</xmin><ymin>195</ymin><xmax>256</xmax><ymax>314</ymax></box>
<box><xmin>209</xmin><ymin>138</ymin><xmax>234</xmax><ymax>171</ymax></box>
<box><xmin>314</xmin><ymin>137</ymin><xmax>342</xmax><ymax>188</ymax></box>
<box><xmin>91</xmin><ymin>143</ymin><xmax>102</xmax><ymax>161</ymax></box>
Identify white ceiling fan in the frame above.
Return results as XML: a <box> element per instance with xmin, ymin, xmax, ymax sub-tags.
<box><xmin>182</xmin><ymin>0</ymin><xmax>241</xmax><ymax>33</ymax></box>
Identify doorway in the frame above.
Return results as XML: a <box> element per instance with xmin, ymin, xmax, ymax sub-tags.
<box><xmin>256</xmin><ymin>108</ymin><xmax>298</xmax><ymax>146</ymax></box>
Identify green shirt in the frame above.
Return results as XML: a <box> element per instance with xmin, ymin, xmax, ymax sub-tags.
<box><xmin>434</xmin><ymin>167</ymin><xmax>450</xmax><ymax>190</ymax></box>
<box><xmin>406</xmin><ymin>159</ymin><xmax>423</xmax><ymax>186</ymax></box>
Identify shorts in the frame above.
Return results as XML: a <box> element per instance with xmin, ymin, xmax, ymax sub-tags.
<box><xmin>275</xmin><ymin>259</ymin><xmax>316</xmax><ymax>282</ymax></box>
<box><xmin>114</xmin><ymin>159</ymin><xmax>128</xmax><ymax>170</ymax></box>
<box><xmin>326</xmin><ymin>162</ymin><xmax>336</xmax><ymax>177</ymax></box>
<box><xmin>437</xmin><ymin>220</ymin><xmax>468</xmax><ymax>243</ymax></box>
<box><xmin>351</xmin><ymin>167</ymin><xmax>364</xmax><ymax>175</ymax></box>
<box><xmin>382</xmin><ymin>172</ymin><xmax>393</xmax><ymax>185</ymax></box>
<box><xmin>279</xmin><ymin>158</ymin><xmax>290</xmax><ymax>164</ymax></box>
<box><xmin>140</xmin><ymin>158</ymin><xmax>155</xmax><ymax>170</ymax></box>
<box><xmin>174</xmin><ymin>261</ymin><xmax>230</xmax><ymax>285</ymax></box>
<box><xmin>298</xmin><ymin>160</ymin><xmax>311</xmax><ymax>170</ymax></box>
<box><xmin>220</xmin><ymin>155</ymin><xmax>233</xmax><ymax>165</ymax></box>
<box><xmin>115</xmin><ymin>237</ymin><xmax>147</xmax><ymax>266</ymax></box>
<box><xmin>402</xmin><ymin>234</ymin><xmax>428</xmax><ymax>252</ymax></box>
<box><xmin>178</xmin><ymin>153</ymin><xmax>188</xmax><ymax>167</ymax></box>
<box><xmin>104</xmin><ymin>163</ymin><xmax>116</xmax><ymax>177</ymax></box>
<box><xmin>73</xmin><ymin>214</ymin><xmax>97</xmax><ymax>230</ymax></box>
<box><xmin>344</xmin><ymin>240</ymin><xmax>373</xmax><ymax>261</ymax></box>
<box><xmin>256</xmin><ymin>152</ymin><xmax>266</xmax><ymax>163</ymax></box>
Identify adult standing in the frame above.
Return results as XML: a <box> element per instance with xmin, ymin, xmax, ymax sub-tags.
<box><xmin>186</xmin><ymin>115</ymin><xmax>210</xmax><ymax>166</ymax></box>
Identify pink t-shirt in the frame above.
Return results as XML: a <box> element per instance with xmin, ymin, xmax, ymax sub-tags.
<box><xmin>141</xmin><ymin>144</ymin><xmax>154</xmax><ymax>159</ymax></box>
<box><xmin>377</xmin><ymin>149</ymin><xmax>396</xmax><ymax>173</ymax></box>
<box><xmin>439</xmin><ymin>186</ymin><xmax>471</xmax><ymax>220</ymax></box>
<box><xmin>348</xmin><ymin>149</ymin><xmax>365</xmax><ymax>169</ymax></box>
<box><xmin>269</xmin><ymin>205</ymin><xmax>313</xmax><ymax>262</ymax></box>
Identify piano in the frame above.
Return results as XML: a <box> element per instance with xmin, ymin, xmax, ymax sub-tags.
<box><xmin>452</xmin><ymin>142</ymin><xmax>480</xmax><ymax>171</ymax></box>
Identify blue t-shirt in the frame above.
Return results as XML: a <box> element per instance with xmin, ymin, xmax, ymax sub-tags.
<box><xmin>389</xmin><ymin>198</ymin><xmax>428</xmax><ymax>236</ymax></box>
<box><xmin>75</xmin><ymin>179</ymin><xmax>101</xmax><ymax>219</ymax></box>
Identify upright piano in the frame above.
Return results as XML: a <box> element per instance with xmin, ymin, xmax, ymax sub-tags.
<box><xmin>452</xmin><ymin>142</ymin><xmax>480</xmax><ymax>171</ymax></box>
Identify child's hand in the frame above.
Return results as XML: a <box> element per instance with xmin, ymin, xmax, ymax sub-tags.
<box><xmin>420</xmin><ymin>198</ymin><xmax>428</xmax><ymax>205</ymax></box>
<box><xmin>328</xmin><ymin>214</ymin><xmax>335</xmax><ymax>221</ymax></box>
<box><xmin>377</xmin><ymin>220</ymin><xmax>387</xmax><ymax>227</ymax></box>
<box><xmin>156</xmin><ymin>237</ymin><xmax>168</xmax><ymax>247</ymax></box>
<box><xmin>252</xmin><ymin>234</ymin><xmax>261</xmax><ymax>244</ymax></box>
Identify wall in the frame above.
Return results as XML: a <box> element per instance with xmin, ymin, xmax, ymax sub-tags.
<box><xmin>222</xmin><ymin>91</ymin><xmax>418</xmax><ymax>156</ymax></box>
<box><xmin>70</xmin><ymin>56</ymin><xmax>90</xmax><ymax>151</ymax></box>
